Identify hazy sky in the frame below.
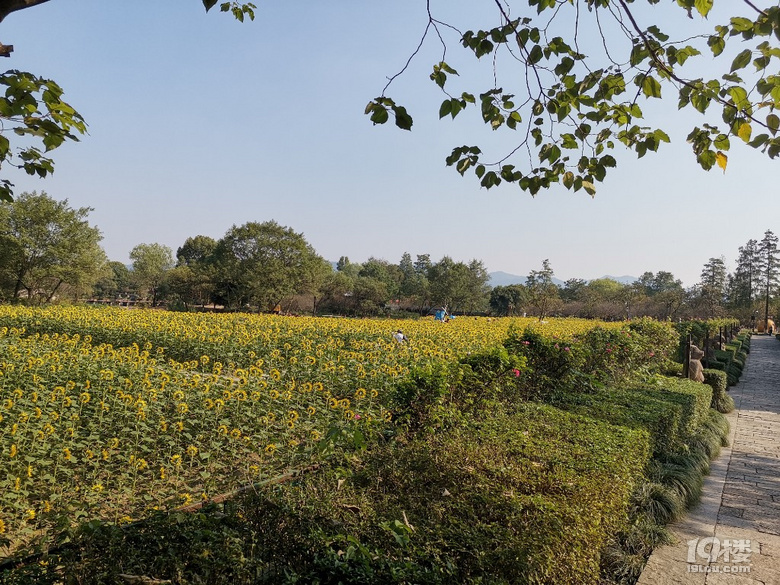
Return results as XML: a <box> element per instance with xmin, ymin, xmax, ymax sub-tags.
<box><xmin>4</xmin><ymin>1</ymin><xmax>778</xmax><ymax>286</ymax></box>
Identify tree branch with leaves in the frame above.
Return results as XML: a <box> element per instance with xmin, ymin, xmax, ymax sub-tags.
<box><xmin>366</xmin><ymin>0</ymin><xmax>780</xmax><ymax>195</ymax></box>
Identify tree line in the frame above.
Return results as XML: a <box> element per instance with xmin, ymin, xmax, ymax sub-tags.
<box><xmin>1</xmin><ymin>192</ymin><xmax>778</xmax><ymax>321</ymax></box>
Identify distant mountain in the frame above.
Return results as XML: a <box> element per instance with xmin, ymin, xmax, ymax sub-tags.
<box><xmin>488</xmin><ymin>272</ymin><xmax>636</xmax><ymax>288</ymax></box>
<box><xmin>488</xmin><ymin>271</ymin><xmax>526</xmax><ymax>287</ymax></box>
<box><xmin>599</xmin><ymin>275</ymin><xmax>637</xmax><ymax>285</ymax></box>
<box><xmin>489</xmin><ymin>271</ymin><xmax>565</xmax><ymax>287</ymax></box>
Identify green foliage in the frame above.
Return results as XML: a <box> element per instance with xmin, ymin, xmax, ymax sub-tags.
<box><xmin>391</xmin><ymin>347</ymin><xmax>526</xmax><ymax>431</ymax></box>
<box><xmin>675</xmin><ymin>318</ymin><xmax>740</xmax><ymax>357</ymax></box>
<box><xmin>0</xmin><ymin>315</ymin><xmax>737</xmax><ymax>584</ymax></box>
<box><xmin>504</xmin><ymin>327</ymin><xmax>584</xmax><ymax>399</ymax></box>
<box><xmin>212</xmin><ymin>221</ymin><xmax>327</xmax><ymax>311</ymax></box>
<box><xmin>0</xmin><ymin>192</ymin><xmax>106</xmax><ymax>302</ymax></box>
<box><xmin>202</xmin><ymin>1</ymin><xmax>257</xmax><ymax>22</ymax></box>
<box><xmin>0</xmin><ymin>503</ymin><xmax>284</xmax><ymax>585</ymax></box>
<box><xmin>504</xmin><ymin>318</ymin><xmax>677</xmax><ymax>399</ymax></box>
<box><xmin>0</xmin><ymin>72</ymin><xmax>86</xmax><ymax>203</ymax></box>
<box><xmin>129</xmin><ymin>242</ymin><xmax>174</xmax><ymax>306</ymax></box>
<box><xmin>556</xmin><ymin>376</ymin><xmax>713</xmax><ymax>457</ymax></box>
<box><xmin>581</xmin><ymin>321</ymin><xmax>674</xmax><ymax>384</ymax></box>
<box><xmin>711</xmin><ymin>343</ymin><xmax>749</xmax><ymax>386</ymax></box>
<box><xmin>367</xmin><ymin>2</ymin><xmax>780</xmax><ymax>194</ymax></box>
<box><xmin>240</xmin><ymin>403</ymin><xmax>649</xmax><ymax>585</ymax></box>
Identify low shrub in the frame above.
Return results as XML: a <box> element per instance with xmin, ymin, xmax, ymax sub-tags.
<box><xmin>503</xmin><ymin>327</ymin><xmax>585</xmax><ymax>400</ymax></box>
<box><xmin>503</xmin><ymin>319</ymin><xmax>677</xmax><ymax>400</ymax></box>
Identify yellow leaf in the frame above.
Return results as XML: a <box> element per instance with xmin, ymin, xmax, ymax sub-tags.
<box><xmin>716</xmin><ymin>151</ymin><xmax>728</xmax><ymax>172</ymax></box>
<box><xmin>737</xmin><ymin>121</ymin><xmax>752</xmax><ymax>143</ymax></box>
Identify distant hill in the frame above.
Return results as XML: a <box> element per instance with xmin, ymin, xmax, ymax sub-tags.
<box><xmin>599</xmin><ymin>275</ymin><xmax>637</xmax><ymax>285</ymax></box>
<box><xmin>489</xmin><ymin>271</ymin><xmax>565</xmax><ymax>287</ymax></box>
<box><xmin>488</xmin><ymin>272</ymin><xmax>636</xmax><ymax>288</ymax></box>
<box><xmin>328</xmin><ymin>264</ymin><xmax>635</xmax><ymax>288</ymax></box>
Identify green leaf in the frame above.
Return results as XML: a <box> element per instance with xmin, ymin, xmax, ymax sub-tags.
<box><xmin>528</xmin><ymin>45</ymin><xmax>543</xmax><ymax>65</ymax></box>
<box><xmin>749</xmin><ymin>133</ymin><xmax>769</xmax><ymax>148</ymax></box>
<box><xmin>642</xmin><ymin>76</ymin><xmax>662</xmax><ymax>98</ymax></box>
<box><xmin>708</xmin><ymin>36</ymin><xmax>726</xmax><ymax>57</ymax></box>
<box><xmin>698</xmin><ymin>149</ymin><xmax>717</xmax><ymax>170</ymax></box>
<box><xmin>729</xmin><ymin>86</ymin><xmax>749</xmax><ymax>109</ymax></box>
<box><xmin>730</xmin><ymin>49</ymin><xmax>752</xmax><ymax>72</ymax></box>
<box><xmin>369</xmin><ymin>105</ymin><xmax>389</xmax><ymax>125</ymax></box>
<box><xmin>714</xmin><ymin>134</ymin><xmax>730</xmax><ymax>150</ymax></box>
<box><xmin>730</xmin><ymin>17</ymin><xmax>754</xmax><ymax>33</ymax></box>
<box><xmin>694</xmin><ymin>0</ymin><xmax>713</xmax><ymax>17</ymax></box>
<box><xmin>767</xmin><ymin>113</ymin><xmax>780</xmax><ymax>135</ymax></box>
<box><xmin>439</xmin><ymin>100</ymin><xmax>452</xmax><ymax>119</ymax></box>
<box><xmin>450</xmin><ymin>99</ymin><xmax>463</xmax><ymax>119</ymax></box>
<box><xmin>203</xmin><ymin>0</ymin><xmax>218</xmax><ymax>11</ymax></box>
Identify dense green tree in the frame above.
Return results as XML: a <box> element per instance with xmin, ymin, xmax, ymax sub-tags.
<box><xmin>525</xmin><ymin>259</ymin><xmax>560</xmax><ymax>320</ymax></box>
<box><xmin>129</xmin><ymin>243</ymin><xmax>174</xmax><ymax>307</ymax></box>
<box><xmin>92</xmin><ymin>260</ymin><xmax>132</xmax><ymax>300</ymax></box>
<box><xmin>489</xmin><ymin>283</ymin><xmax>527</xmax><ymax>316</ymax></box>
<box><xmin>727</xmin><ymin>238</ymin><xmax>760</xmax><ymax>310</ymax></box>
<box><xmin>560</xmin><ymin>278</ymin><xmax>587</xmax><ymax>302</ymax></box>
<box><xmin>582</xmin><ymin>278</ymin><xmax>626</xmax><ymax>320</ymax></box>
<box><xmin>351</xmin><ymin>276</ymin><xmax>389</xmax><ymax>317</ymax></box>
<box><xmin>335</xmin><ymin>256</ymin><xmax>360</xmax><ymax>279</ymax></box>
<box><xmin>0</xmin><ymin>191</ymin><xmax>105</xmax><ymax>302</ymax></box>
<box><xmin>427</xmin><ymin>256</ymin><xmax>490</xmax><ymax>314</ymax></box>
<box><xmin>319</xmin><ymin>270</ymin><xmax>355</xmax><ymax>315</ymax></box>
<box><xmin>212</xmin><ymin>220</ymin><xmax>324</xmax><ymax>311</ymax></box>
<box><xmin>359</xmin><ymin>257</ymin><xmax>403</xmax><ymax>301</ymax></box>
<box><xmin>697</xmin><ymin>256</ymin><xmax>728</xmax><ymax>316</ymax></box>
<box><xmin>177</xmin><ymin>235</ymin><xmax>217</xmax><ymax>268</ymax></box>
<box><xmin>298</xmin><ymin>256</ymin><xmax>334</xmax><ymax>315</ymax></box>
<box><xmin>399</xmin><ymin>252</ymin><xmax>430</xmax><ymax>314</ymax></box>
<box><xmin>758</xmin><ymin>229</ymin><xmax>779</xmax><ymax>326</ymax></box>
<box><xmin>170</xmin><ymin>235</ymin><xmax>218</xmax><ymax>308</ymax></box>
<box><xmin>633</xmin><ymin>270</ymin><xmax>685</xmax><ymax>319</ymax></box>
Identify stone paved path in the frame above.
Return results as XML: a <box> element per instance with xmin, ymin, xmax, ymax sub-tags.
<box><xmin>638</xmin><ymin>335</ymin><xmax>780</xmax><ymax>585</ymax></box>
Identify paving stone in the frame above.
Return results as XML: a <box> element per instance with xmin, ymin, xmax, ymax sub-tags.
<box><xmin>638</xmin><ymin>335</ymin><xmax>780</xmax><ymax>585</ymax></box>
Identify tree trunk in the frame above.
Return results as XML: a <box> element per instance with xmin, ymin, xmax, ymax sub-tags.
<box><xmin>45</xmin><ymin>278</ymin><xmax>64</xmax><ymax>303</ymax></box>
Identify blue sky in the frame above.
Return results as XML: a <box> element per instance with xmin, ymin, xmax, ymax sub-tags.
<box><xmin>4</xmin><ymin>0</ymin><xmax>778</xmax><ymax>286</ymax></box>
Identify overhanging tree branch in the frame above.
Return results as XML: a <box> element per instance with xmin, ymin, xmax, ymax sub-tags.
<box><xmin>616</xmin><ymin>0</ymin><xmax>769</xmax><ymax>132</ymax></box>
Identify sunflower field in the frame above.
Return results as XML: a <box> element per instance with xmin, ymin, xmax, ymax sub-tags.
<box><xmin>0</xmin><ymin>306</ymin><xmax>623</xmax><ymax>556</ymax></box>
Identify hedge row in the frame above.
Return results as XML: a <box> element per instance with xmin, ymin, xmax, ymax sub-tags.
<box><xmin>555</xmin><ymin>377</ymin><xmax>713</xmax><ymax>456</ymax></box>
<box><xmin>707</xmin><ymin>332</ymin><xmax>750</xmax><ymax>386</ymax></box>
<box><xmin>239</xmin><ymin>403</ymin><xmax>651</xmax><ymax>585</ymax></box>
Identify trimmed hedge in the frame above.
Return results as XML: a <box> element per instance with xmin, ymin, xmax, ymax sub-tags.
<box><xmin>240</xmin><ymin>402</ymin><xmax>651</xmax><ymax>585</ymax></box>
<box><xmin>555</xmin><ymin>376</ymin><xmax>713</xmax><ymax>456</ymax></box>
